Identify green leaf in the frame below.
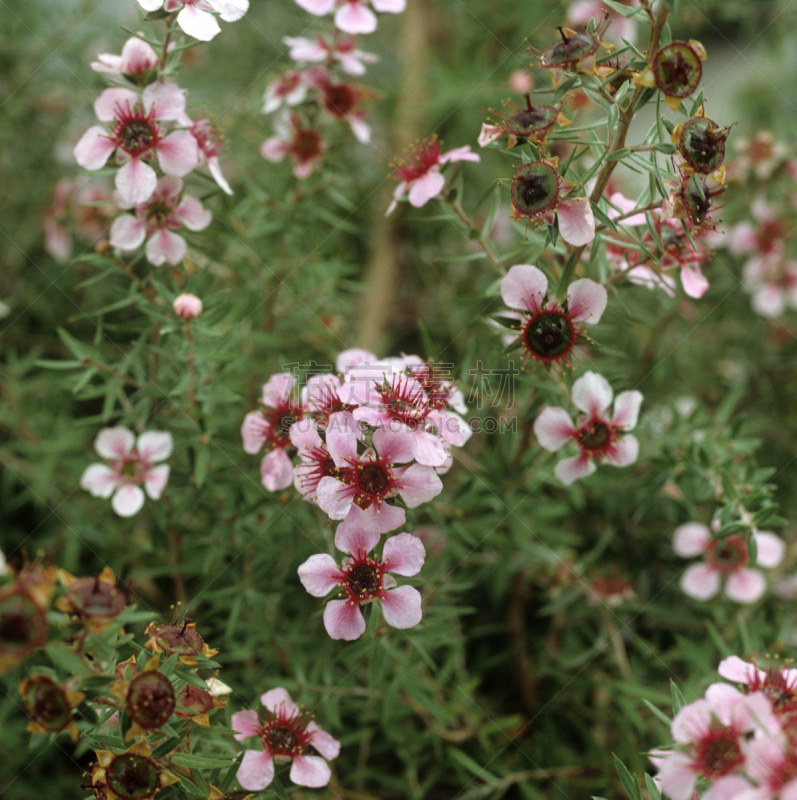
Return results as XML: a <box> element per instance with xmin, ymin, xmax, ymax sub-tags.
<box><xmin>645</xmin><ymin>773</ymin><xmax>662</xmax><ymax>800</ymax></box>
<box><xmin>171</xmin><ymin>753</ymin><xmax>236</xmax><ymax>770</ymax></box>
<box><xmin>607</xmin><ymin>147</ymin><xmax>631</xmax><ymax>162</ymax></box>
<box><xmin>641</xmin><ymin>699</ymin><xmax>671</xmax><ymax>728</ymax></box>
<box><xmin>613</xmin><ymin>754</ymin><xmax>642</xmax><ymax>800</ymax></box>
<box><xmin>670</xmin><ymin>680</ymin><xmax>687</xmax><ymax>715</ymax></box>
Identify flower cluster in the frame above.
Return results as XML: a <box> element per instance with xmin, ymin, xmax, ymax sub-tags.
<box><xmin>653</xmin><ymin>656</ymin><xmax>797</xmax><ymax>800</ymax></box>
<box><xmin>261</xmin><ymin>0</ymin><xmax>401</xmax><ymax>177</ymax></box>
<box><xmin>72</xmin><ymin>23</ymin><xmax>238</xmax><ymax>267</ymax></box>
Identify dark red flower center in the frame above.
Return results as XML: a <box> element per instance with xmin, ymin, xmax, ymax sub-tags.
<box><xmin>293</xmin><ymin>128</ymin><xmax>323</xmax><ymax>162</ymax></box>
<box><xmin>705</xmin><ymin>535</ymin><xmax>749</xmax><ymax>575</ymax></box>
<box><xmin>323</xmin><ymin>83</ymin><xmax>356</xmax><ymax>118</ymax></box>
<box><xmin>522</xmin><ymin>309</ymin><xmax>576</xmax><ymax>362</ymax></box>
<box><xmin>346</xmin><ymin>561</ymin><xmax>383</xmax><ymax>599</ymax></box>
<box><xmin>392</xmin><ymin>137</ymin><xmax>442</xmax><ymax>183</ymax></box>
<box><xmin>578</xmin><ymin>420</ymin><xmax>613</xmax><ymax>454</ymax></box>
<box><xmin>376</xmin><ymin>377</ymin><xmax>431</xmax><ymax>429</ymax></box>
<box><xmin>693</xmin><ymin>730</ymin><xmax>743</xmax><ymax>778</ymax></box>
<box><xmin>357</xmin><ymin>463</ymin><xmax>391</xmax><ymax>497</ymax></box>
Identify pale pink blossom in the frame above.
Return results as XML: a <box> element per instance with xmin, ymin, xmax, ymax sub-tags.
<box><xmin>497</xmin><ymin>263</ymin><xmax>607</xmax><ymax>371</ymax></box>
<box><xmin>80</xmin><ymin>427</ymin><xmax>173</xmax><ymax>517</ymax></box>
<box><xmin>315</xmin><ymin>73</ymin><xmax>372</xmax><ymax>143</ymax></box>
<box><xmin>136</xmin><ymin>0</ymin><xmax>249</xmax><ymax>42</ymax></box>
<box><xmin>742</xmin><ymin>252</ymin><xmax>797</xmax><ymax>317</ymax></box>
<box><xmin>242</xmin><ymin>373</ymin><xmax>305</xmax><ymax>492</ymax></box>
<box><xmin>90</xmin><ymin>36</ymin><xmax>159</xmax><ymax>80</ymax></box>
<box><xmin>655</xmin><ymin>690</ymin><xmax>774</xmax><ymax>800</ymax></box>
<box><xmin>298</xmin><ymin>523</ymin><xmax>425</xmax><ymax>640</ymax></box>
<box><xmin>173</xmin><ymin>293</ymin><xmax>203</xmax><ymax>319</ymax></box>
<box><xmin>187</xmin><ymin>117</ymin><xmax>233</xmax><ymax>194</ymax></box>
<box><xmin>109</xmin><ymin>175</ymin><xmax>211</xmax><ymax>266</ymax></box>
<box><xmin>567</xmin><ymin>0</ymin><xmax>638</xmax><ymax>43</ymax></box>
<box><xmin>232</xmin><ymin>688</ymin><xmax>339</xmax><ymax>790</ymax></box>
<box><xmin>74</xmin><ymin>83</ymin><xmax>199</xmax><ymax>205</ymax></box>
<box><xmin>316</xmin><ymin>411</ymin><xmax>442</xmax><ymax>535</ymax></box>
<box><xmin>294</xmin><ymin>0</ymin><xmax>406</xmax><ymax>35</ymax></box>
<box><xmin>533</xmin><ymin>371</ymin><xmax>642</xmax><ymax>485</ymax></box>
<box><xmin>261</xmin><ymin>115</ymin><xmax>325</xmax><ymax>179</ymax></box>
<box><xmin>263</xmin><ymin>70</ymin><xmax>308</xmax><ymax>114</ymax></box>
<box><xmin>673</xmin><ymin>524</ymin><xmax>784</xmax><ymax>603</ymax></box>
<box><xmin>283</xmin><ymin>34</ymin><xmax>378</xmax><ymax>75</ymax></box>
<box><xmin>387</xmin><ymin>137</ymin><xmax>480</xmax><ymax>215</ymax></box>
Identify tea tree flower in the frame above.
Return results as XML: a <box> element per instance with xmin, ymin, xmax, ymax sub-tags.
<box><xmin>80</xmin><ymin>427</ymin><xmax>173</xmax><ymax>517</ymax></box>
<box><xmin>294</xmin><ymin>0</ymin><xmax>406</xmax><ymax>36</ymax></box>
<box><xmin>231</xmin><ymin>687</ymin><xmax>340</xmax><ymax>790</ymax></box>
<box><xmin>298</xmin><ymin>523</ymin><xmax>425</xmax><ymax>640</ymax></box>
<box><xmin>135</xmin><ymin>0</ymin><xmax>249</xmax><ymax>41</ymax></box>
<box><xmin>110</xmin><ymin>175</ymin><xmax>212</xmax><ymax>266</ymax></box>
<box><xmin>718</xmin><ymin>655</ymin><xmax>797</xmax><ymax>716</ymax></box>
<box><xmin>241</xmin><ymin>373</ymin><xmax>304</xmax><ymax>492</ymax></box>
<box><xmin>497</xmin><ymin>263</ymin><xmax>607</xmax><ymax>371</ymax></box>
<box><xmin>73</xmin><ymin>83</ymin><xmax>199</xmax><ymax>205</ymax></box>
<box><xmin>534</xmin><ymin>371</ymin><xmax>642</xmax><ymax>485</ymax></box>
<box><xmin>386</xmin><ymin>136</ymin><xmax>480</xmax><ymax>215</ymax></box>
<box><xmin>673</xmin><ymin>523</ymin><xmax>784</xmax><ymax>603</ymax></box>
<box><xmin>173</xmin><ymin>292</ymin><xmax>203</xmax><ymax>319</ymax></box>
<box><xmin>316</xmin><ymin>412</ymin><xmax>443</xmax><ymax>534</ymax></box>
<box><xmin>188</xmin><ymin>117</ymin><xmax>233</xmax><ymax>194</ymax></box>
<box><xmin>90</xmin><ymin>36</ymin><xmax>159</xmax><ymax>85</ymax></box>
<box><xmin>283</xmin><ymin>34</ymin><xmax>379</xmax><ymax>76</ymax></box>
<box><xmin>261</xmin><ymin>115</ymin><xmax>325</xmax><ymax>179</ymax></box>
<box><xmin>19</xmin><ymin>675</ymin><xmax>84</xmax><ymax>740</ymax></box>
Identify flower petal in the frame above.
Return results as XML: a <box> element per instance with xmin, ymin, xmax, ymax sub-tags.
<box><xmin>290</xmin><ymin>754</ymin><xmax>331</xmax><ymax>788</ymax></box>
<box><xmin>231</xmin><ymin>709</ymin><xmax>260</xmax><ymax>740</ymax></box>
<box><xmin>500</xmin><ymin>263</ymin><xmax>547</xmax><ymax>313</ymax></box>
<box><xmin>611</xmin><ymin>390</ymin><xmax>643</xmax><ymax>430</ymax></box>
<box><xmin>334</xmin><ymin>519</ymin><xmax>380</xmax><ymax>556</ymax></box>
<box><xmin>566</xmin><ymin>278</ymin><xmax>607</xmax><ymax>323</ymax></box>
<box><xmin>237</xmin><ymin>749</ymin><xmax>274</xmax><ymax>791</ymax></box>
<box><xmin>382</xmin><ymin>533</ymin><xmax>425</xmax><ymax>576</ymax></box>
<box><xmin>144</xmin><ymin>465</ymin><xmax>170</xmax><ymax>500</ymax></box>
<box><xmin>334</xmin><ymin>2</ymin><xmax>377</xmax><ymax>34</ymax></box>
<box><xmin>323</xmin><ymin>599</ymin><xmax>366</xmax><ymax>640</ymax></box>
<box><xmin>673</xmin><ymin>523</ymin><xmax>710</xmax><ymax>557</ymax></box>
<box><xmin>298</xmin><ymin>553</ymin><xmax>340</xmax><ymax>597</ymax></box>
<box><xmin>571</xmin><ymin>371</ymin><xmax>613</xmax><ymax>416</ymax></box>
<box><xmin>407</xmin><ymin>170</ymin><xmax>446</xmax><ymax>208</ymax></box>
<box><xmin>725</xmin><ymin>569</ymin><xmax>766</xmax><ymax>604</ymax></box>
<box><xmin>680</xmin><ymin>563</ymin><xmax>720</xmax><ymax>600</ymax></box>
<box><xmin>309</xmin><ymin>728</ymin><xmax>341</xmax><ymax>760</ymax></box>
<box><xmin>260</xmin><ymin>449</ymin><xmax>294</xmax><ymax>492</ymax></box>
<box><xmin>116</xmin><ymin>157</ymin><xmax>157</xmax><ymax>205</ymax></box>
<box><xmin>557</xmin><ymin>196</ymin><xmax>595</xmax><ymax>247</ymax></box>
<box><xmin>261</xmin><ymin>687</ymin><xmax>299</xmax><ymax>716</ymax></box>
<box><xmin>753</xmin><ymin>531</ymin><xmax>785</xmax><ymax>568</ymax></box>
<box><xmin>680</xmin><ymin>263</ymin><xmax>709</xmax><ymax>298</ymax></box>
<box><xmin>176</xmin><ymin>4</ymin><xmax>221</xmax><ymax>40</ymax></box>
<box><xmin>156</xmin><ymin>130</ymin><xmax>200</xmax><ymax>177</ymax></box>
<box><xmin>112</xmin><ymin>485</ymin><xmax>146</xmax><ymax>517</ymax></box>
<box><xmin>110</xmin><ymin>214</ymin><xmax>146</xmax><ymax>251</ymax></box>
<box><xmin>74</xmin><ymin>127</ymin><xmax>115</xmax><ymax>170</ymax></box>
<box><xmin>396</xmin><ymin>464</ymin><xmax>443</xmax><ymax>507</ymax></box>
<box><xmin>137</xmin><ymin>431</ymin><xmax>173</xmax><ymax>462</ymax></box>
<box><xmin>95</xmin><ymin>427</ymin><xmax>136</xmax><ymax>459</ymax></box>
<box><xmin>534</xmin><ymin>407</ymin><xmax>576</xmax><ymax>452</ymax></box>
<box><xmin>80</xmin><ymin>464</ymin><xmax>118</xmax><ymax>498</ymax></box>
<box><xmin>554</xmin><ymin>453</ymin><xmax>595</xmax><ymax>485</ymax></box>
<box><xmin>607</xmin><ymin>434</ymin><xmax>639</xmax><ymax>467</ymax></box>
<box><xmin>146</xmin><ymin>229</ymin><xmax>187</xmax><ymax>266</ymax></box>
<box><xmin>381</xmin><ymin>585</ymin><xmax>423</xmax><ymax>629</ymax></box>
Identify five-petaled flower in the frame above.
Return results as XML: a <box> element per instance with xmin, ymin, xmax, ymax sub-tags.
<box><xmin>231</xmin><ymin>687</ymin><xmax>340</xmax><ymax>790</ymax></box>
<box><xmin>135</xmin><ymin>0</ymin><xmax>249</xmax><ymax>42</ymax></box>
<box><xmin>294</xmin><ymin>0</ymin><xmax>406</xmax><ymax>35</ymax></box>
<box><xmin>497</xmin><ymin>264</ymin><xmax>607</xmax><ymax>371</ymax></box>
<box><xmin>80</xmin><ymin>427</ymin><xmax>173</xmax><ymax>517</ymax></box>
<box><xmin>298</xmin><ymin>521</ymin><xmax>425</xmax><ymax>640</ymax></box>
<box><xmin>386</xmin><ymin>136</ymin><xmax>480</xmax><ymax>216</ymax></box>
<box><xmin>73</xmin><ymin>83</ymin><xmax>199</xmax><ymax>206</ymax></box>
<box><xmin>534</xmin><ymin>371</ymin><xmax>642</xmax><ymax>485</ymax></box>
<box><xmin>673</xmin><ymin>523</ymin><xmax>784</xmax><ymax>603</ymax></box>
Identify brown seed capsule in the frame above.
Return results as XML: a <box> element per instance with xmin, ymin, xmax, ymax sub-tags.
<box><xmin>126</xmin><ymin>670</ymin><xmax>175</xmax><ymax>730</ymax></box>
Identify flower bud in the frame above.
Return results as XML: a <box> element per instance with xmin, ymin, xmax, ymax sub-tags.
<box><xmin>173</xmin><ymin>293</ymin><xmax>203</xmax><ymax>319</ymax></box>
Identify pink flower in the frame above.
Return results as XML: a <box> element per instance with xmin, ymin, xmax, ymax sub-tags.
<box><xmin>231</xmin><ymin>688</ymin><xmax>340</xmax><ymax>790</ymax></box>
<box><xmin>294</xmin><ymin>0</ymin><xmax>406</xmax><ymax>35</ymax></box>
<box><xmin>567</xmin><ymin>1</ymin><xmax>638</xmax><ymax>43</ymax></box>
<box><xmin>109</xmin><ymin>175</ymin><xmax>211</xmax><ymax>266</ymax></box>
<box><xmin>655</xmin><ymin>690</ymin><xmax>774</xmax><ymax>800</ymax></box>
<box><xmin>497</xmin><ymin>263</ymin><xmax>607</xmax><ymax>371</ymax></box>
<box><xmin>80</xmin><ymin>427</ymin><xmax>173</xmax><ymax>517</ymax></box>
<box><xmin>73</xmin><ymin>83</ymin><xmax>199</xmax><ymax>205</ymax></box>
<box><xmin>241</xmin><ymin>373</ymin><xmax>305</xmax><ymax>492</ymax></box>
<box><xmin>298</xmin><ymin>523</ymin><xmax>425</xmax><ymax>640</ymax></box>
<box><xmin>261</xmin><ymin>115</ymin><xmax>326</xmax><ymax>179</ymax></box>
<box><xmin>316</xmin><ymin>411</ymin><xmax>443</xmax><ymax>535</ymax></box>
<box><xmin>90</xmin><ymin>36</ymin><xmax>159</xmax><ymax>82</ymax></box>
<box><xmin>187</xmin><ymin>117</ymin><xmax>233</xmax><ymax>195</ymax></box>
<box><xmin>742</xmin><ymin>252</ymin><xmax>797</xmax><ymax>317</ymax></box>
<box><xmin>386</xmin><ymin>136</ymin><xmax>480</xmax><ymax>215</ymax></box>
<box><xmin>173</xmin><ymin>293</ymin><xmax>203</xmax><ymax>319</ymax></box>
<box><xmin>263</xmin><ymin>70</ymin><xmax>308</xmax><ymax>114</ymax></box>
<box><xmin>673</xmin><ymin>524</ymin><xmax>784</xmax><ymax>603</ymax></box>
<box><xmin>283</xmin><ymin>34</ymin><xmax>378</xmax><ymax>75</ymax></box>
<box><xmin>289</xmin><ymin>417</ymin><xmax>340</xmax><ymax>503</ymax></box>
<box><xmin>316</xmin><ymin>74</ymin><xmax>372</xmax><ymax>143</ymax></box>
<box><xmin>737</xmin><ymin>731</ymin><xmax>797</xmax><ymax>800</ymax></box>
<box><xmin>533</xmin><ymin>371</ymin><xmax>642</xmax><ymax>485</ymax></box>
<box><xmin>136</xmin><ymin>0</ymin><xmax>249</xmax><ymax>41</ymax></box>
<box><xmin>718</xmin><ymin>655</ymin><xmax>797</xmax><ymax>717</ymax></box>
